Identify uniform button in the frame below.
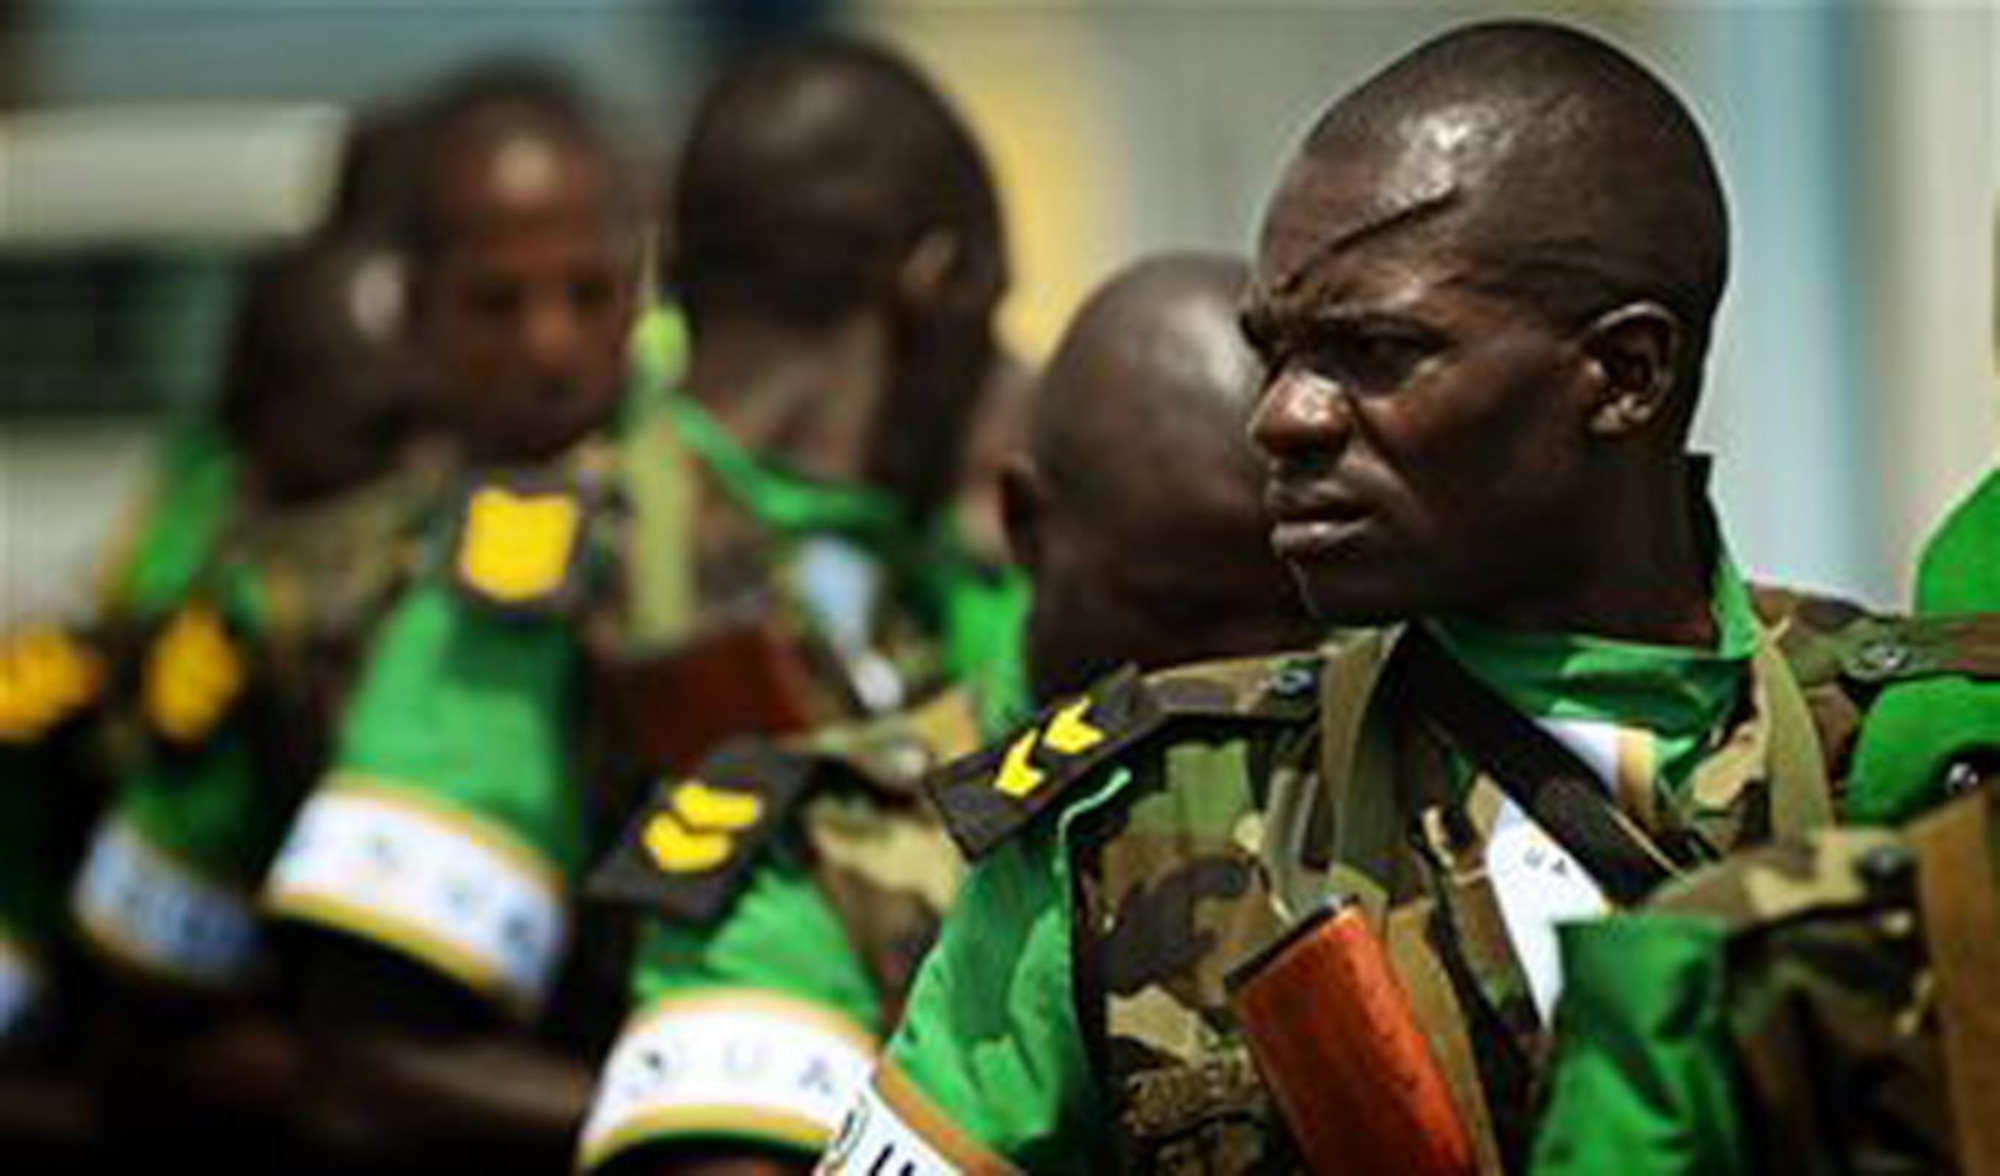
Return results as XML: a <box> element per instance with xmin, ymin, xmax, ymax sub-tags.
<box><xmin>1943</xmin><ymin>759</ymin><xmax>1985</xmax><ymax>796</ymax></box>
<box><xmin>1267</xmin><ymin>662</ymin><xmax>1317</xmax><ymax>698</ymax></box>
<box><xmin>1850</xmin><ymin>638</ymin><xmax>1913</xmax><ymax>680</ymax></box>
<box><xmin>1855</xmin><ymin>842</ymin><xmax>1917</xmax><ymax>898</ymax></box>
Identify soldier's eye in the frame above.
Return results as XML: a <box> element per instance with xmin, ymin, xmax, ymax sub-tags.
<box><xmin>1308</xmin><ymin>328</ymin><xmax>1432</xmax><ymax>393</ymax></box>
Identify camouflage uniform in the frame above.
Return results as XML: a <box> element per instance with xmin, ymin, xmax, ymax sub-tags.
<box><xmin>575</xmin><ymin>686</ymin><xmax>995</xmax><ymax>1168</ymax></box>
<box><xmin>1533</xmin><ymin>469</ymin><xmax>2000</xmax><ymax>1175</ymax></box>
<box><xmin>1532</xmin><ymin>780</ymin><xmax>2000</xmax><ymax>1175</ymax></box>
<box><xmin>821</xmin><ymin>528</ymin><xmax>2000</xmax><ymax>1175</ymax></box>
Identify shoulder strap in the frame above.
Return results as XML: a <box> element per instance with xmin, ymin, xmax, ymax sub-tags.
<box><xmin>1391</xmin><ymin>626</ymin><xmax>1679</xmax><ymax>906</ymax></box>
<box><xmin>929</xmin><ymin>653</ymin><xmax>1321</xmax><ymax>861</ymax></box>
<box><xmin>585</xmin><ymin>739</ymin><xmax>817</xmax><ymax>923</ymax></box>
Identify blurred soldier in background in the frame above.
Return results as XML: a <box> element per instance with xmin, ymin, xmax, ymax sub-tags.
<box><xmin>575</xmin><ymin>253</ymin><xmax>1315</xmax><ymax>1175</ymax></box>
<box><xmin>65</xmin><ymin>229</ymin><xmax>436</xmax><ymax>1170</ymax></box>
<box><xmin>262</xmin><ymin>38</ymin><xmax>1015</xmax><ymax>1174</ymax></box>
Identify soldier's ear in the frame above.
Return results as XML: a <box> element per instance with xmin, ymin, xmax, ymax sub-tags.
<box><xmin>999</xmin><ymin>454</ymin><xmax>1050</xmax><ymax>575</ymax></box>
<box><xmin>1579</xmin><ymin>302</ymin><xmax>1682</xmax><ymax>438</ymax></box>
<box><xmin>895</xmin><ymin>229</ymin><xmax>963</xmax><ymax>316</ymax></box>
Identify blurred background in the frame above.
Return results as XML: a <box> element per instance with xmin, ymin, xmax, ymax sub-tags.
<box><xmin>1</xmin><ymin>0</ymin><xmax>1995</xmax><ymax>623</ymax></box>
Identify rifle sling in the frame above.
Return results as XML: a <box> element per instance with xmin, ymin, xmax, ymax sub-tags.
<box><xmin>1391</xmin><ymin>627</ymin><xmax>1679</xmax><ymax>907</ymax></box>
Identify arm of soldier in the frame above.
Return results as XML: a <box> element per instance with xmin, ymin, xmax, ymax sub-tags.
<box><xmin>284</xmin><ymin>932</ymin><xmax>593</xmax><ymax>1171</ymax></box>
<box><xmin>264</xmin><ymin>582</ymin><xmax>591</xmax><ymax>1167</ymax></box>
<box><xmin>820</xmin><ymin>813</ymin><xmax>1109</xmax><ymax>1176</ymax></box>
<box><xmin>1528</xmin><ymin>914</ymin><xmax>1750</xmax><ymax>1176</ymax></box>
<box><xmin>578</xmin><ymin>848</ymin><xmax>883</xmax><ymax>1175</ymax></box>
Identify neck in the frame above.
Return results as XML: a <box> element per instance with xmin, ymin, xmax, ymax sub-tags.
<box><xmin>1471</xmin><ymin>458</ymin><xmax>1716</xmax><ymax>647</ymax></box>
<box><xmin>683</xmin><ymin>313</ymin><xmax>889</xmax><ymax>485</ymax></box>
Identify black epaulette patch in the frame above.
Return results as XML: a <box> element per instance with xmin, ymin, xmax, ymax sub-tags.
<box><xmin>586</xmin><ymin>740</ymin><xmax>817</xmax><ymax>923</ymax></box>
<box><xmin>927</xmin><ymin>654</ymin><xmax>1320</xmax><ymax>861</ymax></box>
<box><xmin>445</xmin><ymin>470</ymin><xmax>599</xmax><ymax>619</ymax></box>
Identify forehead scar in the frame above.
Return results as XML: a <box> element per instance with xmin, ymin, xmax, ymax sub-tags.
<box><xmin>1270</xmin><ymin>188</ymin><xmax>1462</xmax><ymax>300</ymax></box>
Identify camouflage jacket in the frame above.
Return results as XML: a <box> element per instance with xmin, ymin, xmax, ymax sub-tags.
<box><xmin>925</xmin><ymin>592</ymin><xmax>2000</xmax><ymax>1175</ymax></box>
<box><xmin>1532</xmin><ymin>775</ymin><xmax>2000</xmax><ymax>1176</ymax></box>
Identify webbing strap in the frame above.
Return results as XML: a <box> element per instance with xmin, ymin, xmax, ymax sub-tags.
<box><xmin>1753</xmin><ymin>635</ymin><xmax>1834</xmax><ymax>838</ymax></box>
<box><xmin>1392</xmin><ymin>627</ymin><xmax>1680</xmax><ymax>907</ymax></box>
<box><xmin>1907</xmin><ymin>787</ymin><xmax>2000</xmax><ymax>1173</ymax></box>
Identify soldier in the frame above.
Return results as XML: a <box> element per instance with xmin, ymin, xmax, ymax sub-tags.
<box><xmin>575</xmin><ymin>253</ymin><xmax>1317</xmax><ymax>1175</ymax></box>
<box><xmin>64</xmin><ymin>230</ymin><xmax>434</xmax><ymax>1169</ymax></box>
<box><xmin>1530</xmin><ymin>467</ymin><xmax>2000</xmax><ymax>1175</ymax></box>
<box><xmin>816</xmin><ymin>20</ymin><xmax>2000</xmax><ymax>1175</ymax></box>
<box><xmin>262</xmin><ymin>41</ymin><xmax>1013</xmax><ymax>1175</ymax></box>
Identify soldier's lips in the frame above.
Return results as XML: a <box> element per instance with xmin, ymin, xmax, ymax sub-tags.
<box><xmin>1266</xmin><ymin>485</ymin><xmax>1372</xmax><ymax>561</ymax></box>
<box><xmin>1271</xmin><ymin>517</ymin><xmax>1373</xmax><ymax>561</ymax></box>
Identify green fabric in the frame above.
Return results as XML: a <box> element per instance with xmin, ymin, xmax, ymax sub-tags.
<box><xmin>627</xmin><ymin>849</ymin><xmax>881</xmax><ymax>1034</ymax></box>
<box><xmin>923</xmin><ymin>531</ymin><xmax>1032</xmax><ymax>734</ymax></box>
<box><xmin>1849</xmin><ymin>470</ymin><xmax>2000</xmax><ymax>825</ymax></box>
<box><xmin>104</xmin><ymin>419</ymin><xmax>239</xmax><ymax>615</ymax></box>
<box><xmin>881</xmin><ymin>769</ymin><xmax>1126</xmax><ymax>1173</ymax></box>
<box><xmin>657</xmin><ymin>393</ymin><xmax>904</xmax><ymax>543</ymax></box>
<box><xmin>1429</xmin><ymin>545</ymin><xmax>1759</xmax><ymax>797</ymax></box>
<box><xmin>329</xmin><ymin>582</ymin><xmax>588</xmax><ymax>876</ymax></box>
<box><xmin>1530</xmin><ymin>915</ymin><xmax>1748</xmax><ymax>1176</ymax></box>
<box><xmin>0</xmin><ymin>750</ymin><xmax>83</xmax><ymax>954</ymax></box>
<box><xmin>1915</xmin><ymin>469</ymin><xmax>2000</xmax><ymax>614</ymax></box>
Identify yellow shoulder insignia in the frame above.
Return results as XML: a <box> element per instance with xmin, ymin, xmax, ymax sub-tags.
<box><xmin>588</xmin><ymin>739</ymin><xmax>817</xmax><ymax>923</ymax></box>
<box><xmin>143</xmin><ymin>604</ymin><xmax>247</xmax><ymax>748</ymax></box>
<box><xmin>0</xmin><ymin>626</ymin><xmax>107</xmax><ymax>745</ymax></box>
<box><xmin>929</xmin><ymin>651</ymin><xmax>1325</xmax><ymax>861</ymax></box>
<box><xmin>449</xmin><ymin>474</ymin><xmax>597</xmax><ymax>617</ymax></box>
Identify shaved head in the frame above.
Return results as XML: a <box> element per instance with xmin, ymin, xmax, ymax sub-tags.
<box><xmin>1035</xmin><ymin>254</ymin><xmax>1265</xmax><ymax>512</ymax></box>
<box><xmin>1011</xmin><ymin>253</ymin><xmax>1312</xmax><ymax>701</ymax></box>
<box><xmin>1282</xmin><ymin>20</ymin><xmax>1728</xmax><ymax>411</ymax></box>
<box><xmin>670</xmin><ymin>36</ymin><xmax>1003</xmax><ymax>329</ymax></box>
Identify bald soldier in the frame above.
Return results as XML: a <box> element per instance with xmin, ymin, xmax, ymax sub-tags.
<box><xmin>576</xmin><ymin>253</ymin><xmax>1314</xmax><ymax>1176</ymax></box>
<box><xmin>263</xmin><ymin>42</ymin><xmax>1017</xmax><ymax>1175</ymax></box>
<box><xmin>817</xmin><ymin>21</ymin><xmax>2000</xmax><ymax>1175</ymax></box>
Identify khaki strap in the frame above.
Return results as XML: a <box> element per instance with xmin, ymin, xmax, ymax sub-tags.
<box><xmin>1907</xmin><ymin>790</ymin><xmax>2000</xmax><ymax>1172</ymax></box>
<box><xmin>1294</xmin><ymin>629</ymin><xmax>1402</xmax><ymax>920</ymax></box>
<box><xmin>1384</xmin><ymin>900</ymin><xmax>1505</xmax><ymax>1176</ymax></box>
<box><xmin>621</xmin><ymin>417</ymin><xmax>701</xmax><ymax>644</ymax></box>
<box><xmin>1754</xmin><ymin>635</ymin><xmax>1834</xmax><ymax>838</ymax></box>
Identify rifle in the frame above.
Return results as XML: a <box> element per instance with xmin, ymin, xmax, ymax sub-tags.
<box><xmin>1226</xmin><ymin>897</ymin><xmax>1476</xmax><ymax>1176</ymax></box>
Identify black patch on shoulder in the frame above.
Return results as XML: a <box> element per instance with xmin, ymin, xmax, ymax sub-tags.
<box><xmin>585</xmin><ymin>739</ymin><xmax>817</xmax><ymax>923</ymax></box>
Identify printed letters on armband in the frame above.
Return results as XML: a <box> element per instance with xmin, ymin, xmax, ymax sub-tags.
<box><xmin>264</xmin><ymin>780</ymin><xmax>569</xmax><ymax>1018</ymax></box>
<box><xmin>577</xmin><ymin>990</ymin><xmax>877</xmax><ymax>1169</ymax></box>
<box><xmin>71</xmin><ymin>816</ymin><xmax>264</xmax><ymax>989</ymax></box>
<box><xmin>815</xmin><ymin>1066</ymin><xmax>1018</xmax><ymax>1176</ymax></box>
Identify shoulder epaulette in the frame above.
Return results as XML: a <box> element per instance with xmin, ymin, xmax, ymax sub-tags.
<box><xmin>446</xmin><ymin>468</ymin><xmax>610</xmax><ymax>618</ymax></box>
<box><xmin>587</xmin><ymin>739</ymin><xmax>817</xmax><ymax>923</ymax></box>
<box><xmin>927</xmin><ymin>650</ymin><xmax>1324</xmax><ymax>861</ymax></box>
<box><xmin>1773</xmin><ymin>605</ymin><xmax>2000</xmax><ymax>692</ymax></box>
<box><xmin>0</xmin><ymin>625</ymin><xmax>108</xmax><ymax>747</ymax></box>
<box><xmin>143</xmin><ymin>602</ymin><xmax>249</xmax><ymax>750</ymax></box>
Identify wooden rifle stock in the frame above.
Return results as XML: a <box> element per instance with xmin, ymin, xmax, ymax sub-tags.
<box><xmin>595</xmin><ymin>604</ymin><xmax>822</xmax><ymax>778</ymax></box>
<box><xmin>1226</xmin><ymin>899</ymin><xmax>1476</xmax><ymax>1176</ymax></box>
